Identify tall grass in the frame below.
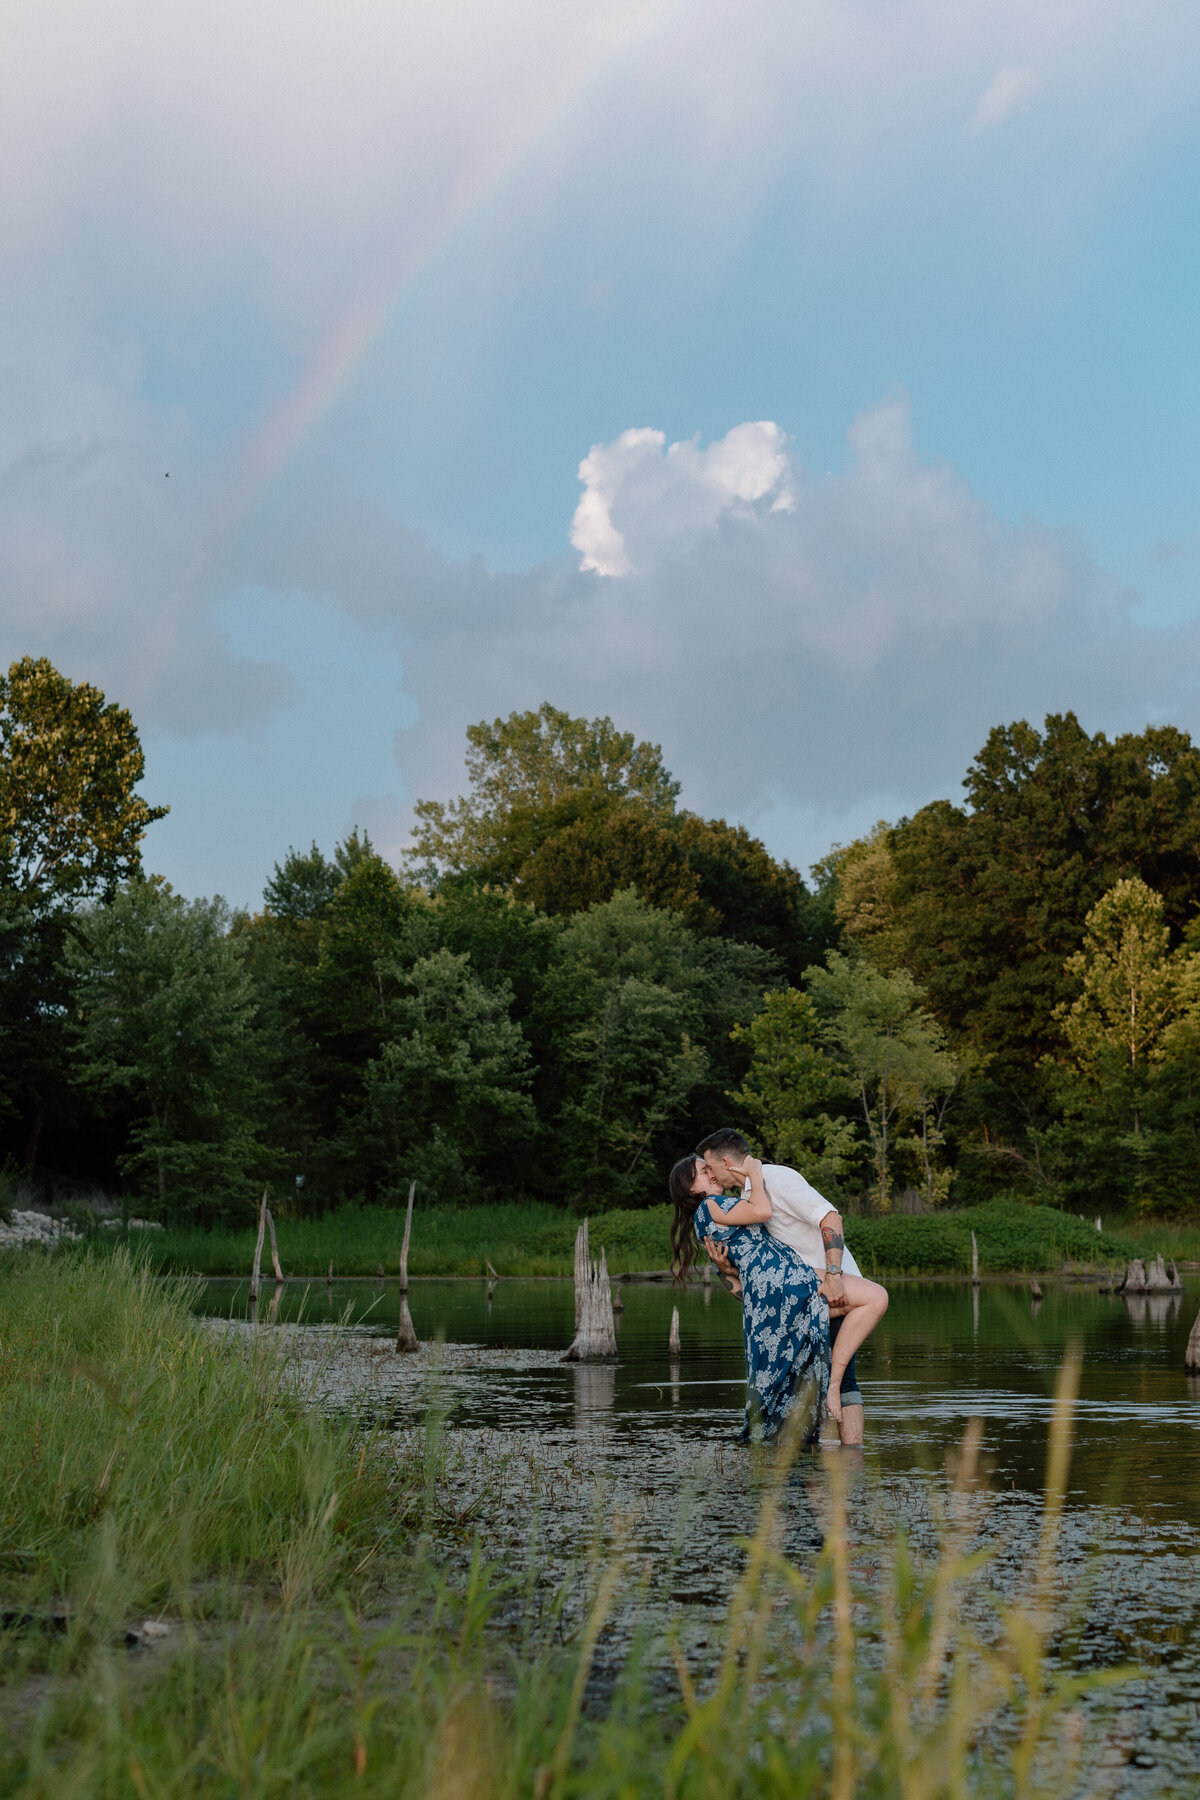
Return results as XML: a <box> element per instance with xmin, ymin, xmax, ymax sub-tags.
<box><xmin>0</xmin><ymin>1321</ymin><xmax>1128</xmax><ymax>1799</ymax></box>
<box><xmin>0</xmin><ymin>1249</ymin><xmax>393</xmax><ymax>1642</ymax></box>
<box><xmin>118</xmin><ymin>1202</ymin><xmax>677</xmax><ymax>1280</ymax></box>
<box><xmin>96</xmin><ymin>1195</ymin><xmax>1196</xmax><ymax>1280</ymax></box>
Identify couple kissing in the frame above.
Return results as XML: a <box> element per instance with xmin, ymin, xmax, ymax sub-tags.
<box><xmin>668</xmin><ymin>1129</ymin><xmax>888</xmax><ymax>1448</ymax></box>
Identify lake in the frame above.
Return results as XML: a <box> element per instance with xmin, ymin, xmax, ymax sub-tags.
<box><xmin>194</xmin><ymin>1275</ymin><xmax>1200</xmax><ymax>1793</ymax></box>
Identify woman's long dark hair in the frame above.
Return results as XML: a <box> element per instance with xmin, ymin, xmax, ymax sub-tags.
<box><xmin>668</xmin><ymin>1155</ymin><xmax>706</xmax><ymax>1285</ymax></box>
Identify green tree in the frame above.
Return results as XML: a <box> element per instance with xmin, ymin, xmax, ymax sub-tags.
<box><xmin>729</xmin><ymin>987</ymin><xmax>862</xmax><ymax>1198</ymax></box>
<box><xmin>64</xmin><ymin>880</ymin><xmax>259</xmax><ymax>1219</ymax></box>
<box><xmin>0</xmin><ymin>657</ymin><xmax>167</xmax><ymax>1166</ymax></box>
<box><xmin>357</xmin><ymin>950</ymin><xmax>535</xmax><ymax>1198</ymax></box>
<box><xmin>1056</xmin><ymin>877</ymin><xmax>1175</xmax><ymax>1116</ymax></box>
<box><xmin>806</xmin><ymin>952</ymin><xmax>958</xmax><ymax>1211</ymax></box>
<box><xmin>876</xmin><ymin>714</ymin><xmax>1200</xmax><ymax>1089</ymax></box>
<box><xmin>546</xmin><ymin>890</ymin><xmax>710</xmax><ymax>1206</ymax></box>
<box><xmin>411</xmin><ymin>705</ymin><xmax>833</xmax><ymax>978</ymax></box>
<box><xmin>411</xmin><ymin>703</ymin><xmax>679</xmax><ymax>879</ymax></box>
<box><xmin>0</xmin><ymin>656</ymin><xmax>167</xmax><ymax>903</ymax></box>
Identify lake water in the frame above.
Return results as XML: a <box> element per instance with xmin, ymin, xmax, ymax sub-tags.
<box><xmin>193</xmin><ymin>1276</ymin><xmax>1200</xmax><ymax>1793</ymax></box>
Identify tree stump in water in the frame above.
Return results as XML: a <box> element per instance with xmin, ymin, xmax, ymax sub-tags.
<box><xmin>573</xmin><ymin>1218</ymin><xmax>589</xmax><ymax>1330</ymax></box>
<box><xmin>562</xmin><ymin>1223</ymin><xmax>617</xmax><ymax>1361</ymax></box>
<box><xmin>1186</xmin><ymin>1304</ymin><xmax>1200</xmax><ymax>1372</ymax></box>
<box><xmin>249</xmin><ymin>1189</ymin><xmax>268</xmax><ymax>1304</ymax></box>
<box><xmin>1144</xmin><ymin>1254</ymin><xmax>1179</xmax><ymax>1293</ymax></box>
<box><xmin>265</xmin><ymin>1208</ymin><xmax>283</xmax><ymax>1283</ymax></box>
<box><xmin>971</xmin><ymin>1231</ymin><xmax>980</xmax><ymax>1287</ymax></box>
<box><xmin>1120</xmin><ymin>1258</ymin><xmax>1148</xmax><ymax>1293</ymax></box>
<box><xmin>1030</xmin><ymin>1279</ymin><xmax>1043</xmax><ymax>1301</ymax></box>
<box><xmin>395</xmin><ymin>1294</ymin><xmax>419</xmax><ymax>1354</ymax></box>
<box><xmin>668</xmin><ymin>1305</ymin><xmax>681</xmax><ymax>1357</ymax></box>
<box><xmin>398</xmin><ymin>1180</ymin><xmax>416</xmax><ymax>1294</ymax></box>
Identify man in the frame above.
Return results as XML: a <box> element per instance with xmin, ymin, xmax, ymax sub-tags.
<box><xmin>696</xmin><ymin>1127</ymin><xmax>881</xmax><ymax>1447</ymax></box>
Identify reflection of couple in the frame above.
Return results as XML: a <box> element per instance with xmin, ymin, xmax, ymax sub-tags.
<box><xmin>669</xmin><ymin>1129</ymin><xmax>888</xmax><ymax>1447</ymax></box>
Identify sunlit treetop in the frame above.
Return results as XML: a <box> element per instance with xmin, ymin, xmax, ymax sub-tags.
<box><xmin>411</xmin><ymin>702</ymin><xmax>680</xmax><ymax>877</ymax></box>
<box><xmin>0</xmin><ymin>655</ymin><xmax>168</xmax><ymax>909</ymax></box>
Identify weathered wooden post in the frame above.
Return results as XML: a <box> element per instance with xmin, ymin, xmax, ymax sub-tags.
<box><xmin>562</xmin><ymin>1224</ymin><xmax>617</xmax><ymax>1361</ymax></box>
<box><xmin>399</xmin><ymin>1180</ymin><xmax>416</xmax><ymax>1293</ymax></box>
<box><xmin>1186</xmin><ymin>1303</ymin><xmax>1200</xmax><ymax>1372</ymax></box>
<box><xmin>1030</xmin><ymin>1278</ymin><xmax>1043</xmax><ymax>1301</ymax></box>
<box><xmin>669</xmin><ymin>1305</ymin><xmax>681</xmax><ymax>1357</ymax></box>
<box><xmin>573</xmin><ymin>1218</ymin><xmax>589</xmax><ymax>1329</ymax></box>
<box><xmin>971</xmin><ymin>1231</ymin><xmax>980</xmax><ymax>1287</ymax></box>
<box><xmin>265</xmin><ymin>1207</ymin><xmax>283</xmax><ymax>1283</ymax></box>
<box><xmin>395</xmin><ymin>1179</ymin><xmax>420</xmax><ymax>1351</ymax></box>
<box><xmin>249</xmin><ymin>1189</ymin><xmax>268</xmax><ymax>1305</ymax></box>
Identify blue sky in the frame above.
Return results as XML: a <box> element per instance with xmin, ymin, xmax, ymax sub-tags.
<box><xmin>4</xmin><ymin>0</ymin><xmax>1200</xmax><ymax>905</ymax></box>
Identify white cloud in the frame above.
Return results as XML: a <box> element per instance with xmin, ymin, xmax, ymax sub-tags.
<box><xmin>970</xmin><ymin>66</ymin><xmax>1040</xmax><ymax>134</ymax></box>
<box><xmin>570</xmin><ymin>421</ymin><xmax>792</xmax><ymax>577</ymax></box>
<box><xmin>370</xmin><ymin>398</ymin><xmax>1194</xmax><ymax>872</ymax></box>
<box><xmin>219</xmin><ymin>400</ymin><xmax>1194</xmax><ymax>882</ymax></box>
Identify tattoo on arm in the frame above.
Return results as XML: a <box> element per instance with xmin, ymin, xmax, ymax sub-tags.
<box><xmin>821</xmin><ymin>1218</ymin><xmax>845</xmax><ymax>1272</ymax></box>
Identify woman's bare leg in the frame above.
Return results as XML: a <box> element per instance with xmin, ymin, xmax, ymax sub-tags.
<box><xmin>824</xmin><ymin>1276</ymin><xmax>888</xmax><ymax>1422</ymax></box>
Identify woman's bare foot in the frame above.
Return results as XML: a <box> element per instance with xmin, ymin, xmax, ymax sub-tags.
<box><xmin>826</xmin><ymin>1378</ymin><xmax>845</xmax><ymax>1423</ymax></box>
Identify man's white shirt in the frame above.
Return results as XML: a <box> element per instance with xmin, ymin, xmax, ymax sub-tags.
<box><xmin>741</xmin><ymin>1163</ymin><xmax>862</xmax><ymax>1278</ymax></box>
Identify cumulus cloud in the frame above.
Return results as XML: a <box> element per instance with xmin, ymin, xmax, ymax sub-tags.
<box><xmin>211</xmin><ymin>399</ymin><xmax>1195</xmax><ymax>879</ymax></box>
<box><xmin>363</xmin><ymin>399</ymin><xmax>1198</xmax><ymax>864</ymax></box>
<box><xmin>570</xmin><ymin>421</ymin><xmax>792</xmax><ymax>576</ymax></box>
<box><xmin>970</xmin><ymin>66</ymin><xmax>1040</xmax><ymax>133</ymax></box>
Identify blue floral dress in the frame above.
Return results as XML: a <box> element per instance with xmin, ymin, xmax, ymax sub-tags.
<box><xmin>694</xmin><ymin>1195</ymin><xmax>830</xmax><ymax>1444</ymax></box>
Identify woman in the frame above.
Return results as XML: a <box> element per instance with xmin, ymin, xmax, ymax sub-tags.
<box><xmin>668</xmin><ymin>1152</ymin><xmax>829</xmax><ymax>1445</ymax></box>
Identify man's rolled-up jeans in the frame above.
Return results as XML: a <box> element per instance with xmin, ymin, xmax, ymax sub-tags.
<box><xmin>828</xmin><ymin>1312</ymin><xmax>864</xmax><ymax>1407</ymax></box>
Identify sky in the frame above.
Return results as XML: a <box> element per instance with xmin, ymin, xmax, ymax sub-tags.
<box><xmin>4</xmin><ymin>0</ymin><xmax>1200</xmax><ymax>906</ymax></box>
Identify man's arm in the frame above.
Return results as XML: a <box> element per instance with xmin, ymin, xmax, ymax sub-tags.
<box><xmin>820</xmin><ymin>1211</ymin><xmax>847</xmax><ymax>1312</ymax></box>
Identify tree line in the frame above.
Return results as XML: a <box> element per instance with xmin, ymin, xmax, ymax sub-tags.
<box><xmin>4</xmin><ymin>656</ymin><xmax>1200</xmax><ymax>1223</ymax></box>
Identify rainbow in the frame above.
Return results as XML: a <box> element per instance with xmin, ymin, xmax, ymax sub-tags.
<box><xmin>208</xmin><ymin>0</ymin><xmax>678</xmax><ymax>564</ymax></box>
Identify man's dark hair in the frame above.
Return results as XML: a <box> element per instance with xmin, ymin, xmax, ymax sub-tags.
<box><xmin>695</xmin><ymin>1128</ymin><xmax>751</xmax><ymax>1159</ymax></box>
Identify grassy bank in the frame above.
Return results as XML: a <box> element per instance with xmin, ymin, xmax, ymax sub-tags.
<box><xmin>0</xmin><ymin>1253</ymin><xmax>1126</xmax><ymax>1797</ymax></box>
<box><xmin>113</xmin><ymin>1198</ymin><xmax>1200</xmax><ymax>1280</ymax></box>
<box><xmin>130</xmin><ymin>1201</ymin><xmax>674</xmax><ymax>1279</ymax></box>
<box><xmin>0</xmin><ymin>1250</ymin><xmax>394</xmax><ymax>1635</ymax></box>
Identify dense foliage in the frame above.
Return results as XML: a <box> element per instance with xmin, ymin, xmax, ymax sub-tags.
<box><xmin>5</xmin><ymin>659</ymin><xmax>1200</xmax><ymax>1225</ymax></box>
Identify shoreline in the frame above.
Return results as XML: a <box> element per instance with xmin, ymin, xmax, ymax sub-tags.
<box><xmin>174</xmin><ymin>1265</ymin><xmax>1200</xmax><ymax>1285</ymax></box>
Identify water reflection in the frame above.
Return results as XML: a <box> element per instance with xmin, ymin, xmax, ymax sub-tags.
<box><xmin>573</xmin><ymin>1361</ymin><xmax>616</xmax><ymax>1425</ymax></box>
<box><xmin>1124</xmin><ymin>1293</ymin><xmax>1183</xmax><ymax>1328</ymax></box>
